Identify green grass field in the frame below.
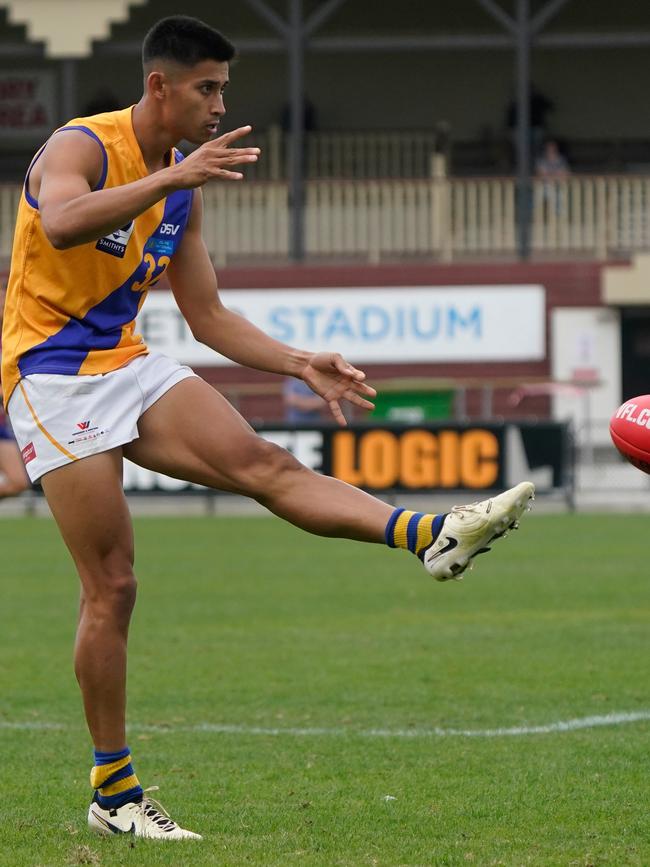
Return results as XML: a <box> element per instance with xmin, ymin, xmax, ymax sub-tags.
<box><xmin>2</xmin><ymin>512</ymin><xmax>650</xmax><ymax>866</ymax></box>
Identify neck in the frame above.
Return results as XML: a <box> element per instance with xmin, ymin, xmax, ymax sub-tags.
<box><xmin>131</xmin><ymin>97</ymin><xmax>177</xmax><ymax>173</ymax></box>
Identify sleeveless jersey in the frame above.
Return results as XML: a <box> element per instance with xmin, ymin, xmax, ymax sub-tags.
<box><xmin>1</xmin><ymin>106</ymin><xmax>193</xmax><ymax>406</ymax></box>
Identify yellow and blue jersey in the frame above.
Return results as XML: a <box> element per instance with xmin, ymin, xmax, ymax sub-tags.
<box><xmin>1</xmin><ymin>106</ymin><xmax>193</xmax><ymax>406</ymax></box>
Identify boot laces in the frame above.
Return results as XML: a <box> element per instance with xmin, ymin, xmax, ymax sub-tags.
<box><xmin>450</xmin><ymin>501</ymin><xmax>482</xmax><ymax>519</ymax></box>
<box><xmin>140</xmin><ymin>786</ymin><xmax>178</xmax><ymax>834</ymax></box>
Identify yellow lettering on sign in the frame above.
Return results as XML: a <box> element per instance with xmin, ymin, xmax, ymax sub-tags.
<box><xmin>360</xmin><ymin>430</ymin><xmax>399</xmax><ymax>488</ymax></box>
<box><xmin>460</xmin><ymin>430</ymin><xmax>499</xmax><ymax>488</ymax></box>
<box><xmin>332</xmin><ymin>428</ymin><xmax>500</xmax><ymax>490</ymax></box>
<box><xmin>332</xmin><ymin>431</ymin><xmax>363</xmax><ymax>486</ymax></box>
<box><xmin>438</xmin><ymin>430</ymin><xmax>460</xmax><ymax>488</ymax></box>
<box><xmin>400</xmin><ymin>430</ymin><xmax>438</xmax><ymax>488</ymax></box>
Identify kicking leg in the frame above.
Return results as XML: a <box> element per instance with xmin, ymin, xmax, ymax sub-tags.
<box><xmin>125</xmin><ymin>378</ymin><xmax>534</xmax><ymax>578</ymax></box>
<box><xmin>125</xmin><ymin>378</ymin><xmax>392</xmax><ymax>542</ymax></box>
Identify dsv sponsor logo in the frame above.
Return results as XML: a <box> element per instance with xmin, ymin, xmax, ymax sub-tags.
<box><xmin>160</xmin><ymin>223</ymin><xmax>180</xmax><ymax>236</ymax></box>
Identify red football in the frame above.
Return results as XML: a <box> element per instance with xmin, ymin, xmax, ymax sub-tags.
<box><xmin>610</xmin><ymin>395</ymin><xmax>650</xmax><ymax>474</ymax></box>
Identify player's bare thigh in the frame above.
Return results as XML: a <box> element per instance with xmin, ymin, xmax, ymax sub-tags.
<box><xmin>124</xmin><ymin>376</ymin><xmax>299</xmax><ymax>495</ymax></box>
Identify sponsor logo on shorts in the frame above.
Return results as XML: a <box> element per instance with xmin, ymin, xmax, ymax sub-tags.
<box><xmin>96</xmin><ymin>221</ymin><xmax>135</xmax><ymax>258</ymax></box>
<box><xmin>72</xmin><ymin>420</ymin><xmax>98</xmax><ymax>436</ymax></box>
<box><xmin>68</xmin><ymin>430</ymin><xmax>109</xmax><ymax>446</ymax></box>
<box><xmin>21</xmin><ymin>442</ymin><xmax>36</xmax><ymax>465</ymax></box>
<box><xmin>68</xmin><ymin>422</ymin><xmax>110</xmax><ymax>446</ymax></box>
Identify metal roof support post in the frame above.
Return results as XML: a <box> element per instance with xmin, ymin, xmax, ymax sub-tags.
<box><xmin>304</xmin><ymin>0</ymin><xmax>349</xmax><ymax>37</ymax></box>
<box><xmin>288</xmin><ymin>0</ymin><xmax>305</xmax><ymax>261</ymax></box>
<box><xmin>474</xmin><ymin>0</ymin><xmax>516</xmax><ymax>35</ymax></box>
<box><xmin>515</xmin><ymin>0</ymin><xmax>531</xmax><ymax>260</ymax></box>
<box><xmin>531</xmin><ymin>0</ymin><xmax>573</xmax><ymax>34</ymax></box>
<box><xmin>243</xmin><ymin>0</ymin><xmax>353</xmax><ymax>262</ymax></box>
<box><xmin>241</xmin><ymin>0</ymin><xmax>288</xmax><ymax>38</ymax></box>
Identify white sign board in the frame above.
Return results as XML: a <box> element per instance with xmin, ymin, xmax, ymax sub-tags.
<box><xmin>551</xmin><ymin>307</ymin><xmax>621</xmax><ymax>447</ymax></box>
<box><xmin>137</xmin><ymin>286</ymin><xmax>545</xmax><ymax>365</ymax></box>
<box><xmin>0</xmin><ymin>70</ymin><xmax>57</xmax><ymax>141</ymax></box>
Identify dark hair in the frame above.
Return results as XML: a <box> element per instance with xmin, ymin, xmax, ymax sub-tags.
<box><xmin>142</xmin><ymin>16</ymin><xmax>235</xmax><ymax>68</ymax></box>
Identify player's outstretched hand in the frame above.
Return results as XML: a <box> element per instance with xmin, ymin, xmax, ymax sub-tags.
<box><xmin>300</xmin><ymin>353</ymin><xmax>377</xmax><ymax>426</ymax></box>
<box><xmin>170</xmin><ymin>125</ymin><xmax>260</xmax><ymax>188</ymax></box>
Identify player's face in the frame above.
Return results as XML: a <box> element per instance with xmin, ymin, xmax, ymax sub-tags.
<box><xmin>163</xmin><ymin>60</ymin><xmax>230</xmax><ymax>145</ymax></box>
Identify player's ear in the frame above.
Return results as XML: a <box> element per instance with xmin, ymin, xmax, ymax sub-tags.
<box><xmin>145</xmin><ymin>70</ymin><xmax>167</xmax><ymax>101</ymax></box>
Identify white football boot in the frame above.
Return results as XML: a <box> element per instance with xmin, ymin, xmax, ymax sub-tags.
<box><xmin>423</xmin><ymin>481</ymin><xmax>535</xmax><ymax>582</ymax></box>
<box><xmin>88</xmin><ymin>787</ymin><xmax>202</xmax><ymax>840</ymax></box>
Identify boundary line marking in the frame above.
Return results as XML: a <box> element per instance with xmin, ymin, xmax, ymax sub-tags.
<box><xmin>2</xmin><ymin>710</ymin><xmax>650</xmax><ymax>738</ymax></box>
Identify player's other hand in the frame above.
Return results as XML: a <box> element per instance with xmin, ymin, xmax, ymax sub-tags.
<box><xmin>170</xmin><ymin>126</ymin><xmax>260</xmax><ymax>188</ymax></box>
<box><xmin>300</xmin><ymin>353</ymin><xmax>377</xmax><ymax>427</ymax></box>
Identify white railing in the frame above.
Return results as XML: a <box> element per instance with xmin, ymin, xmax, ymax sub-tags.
<box><xmin>201</xmin><ymin>182</ymin><xmax>289</xmax><ymax>261</ymax></box>
<box><xmin>243</xmin><ymin>126</ymin><xmax>440</xmax><ymax>181</ymax></box>
<box><xmin>203</xmin><ymin>175</ymin><xmax>650</xmax><ymax>265</ymax></box>
<box><xmin>305</xmin><ymin>131</ymin><xmax>440</xmax><ymax>179</ymax></box>
<box><xmin>3</xmin><ymin>175</ymin><xmax>650</xmax><ymax>265</ymax></box>
<box><xmin>530</xmin><ymin>176</ymin><xmax>650</xmax><ymax>255</ymax></box>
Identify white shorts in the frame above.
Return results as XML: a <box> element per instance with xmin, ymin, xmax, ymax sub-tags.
<box><xmin>7</xmin><ymin>352</ymin><xmax>197</xmax><ymax>482</ymax></box>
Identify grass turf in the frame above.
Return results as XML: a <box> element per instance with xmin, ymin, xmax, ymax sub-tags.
<box><xmin>1</xmin><ymin>512</ymin><xmax>650</xmax><ymax>866</ymax></box>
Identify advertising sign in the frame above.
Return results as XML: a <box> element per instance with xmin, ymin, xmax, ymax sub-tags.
<box><xmin>0</xmin><ymin>70</ymin><xmax>57</xmax><ymax>141</ymax></box>
<box><xmin>123</xmin><ymin>422</ymin><xmax>571</xmax><ymax>496</ymax></box>
<box><xmin>137</xmin><ymin>286</ymin><xmax>546</xmax><ymax>365</ymax></box>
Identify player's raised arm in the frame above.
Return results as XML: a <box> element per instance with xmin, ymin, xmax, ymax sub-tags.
<box><xmin>37</xmin><ymin>126</ymin><xmax>259</xmax><ymax>250</ymax></box>
<box><xmin>167</xmin><ymin>190</ymin><xmax>376</xmax><ymax>426</ymax></box>
<box><xmin>38</xmin><ymin>131</ymin><xmax>172</xmax><ymax>250</ymax></box>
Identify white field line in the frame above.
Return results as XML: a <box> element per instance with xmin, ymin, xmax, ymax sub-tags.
<box><xmin>2</xmin><ymin>711</ymin><xmax>650</xmax><ymax>738</ymax></box>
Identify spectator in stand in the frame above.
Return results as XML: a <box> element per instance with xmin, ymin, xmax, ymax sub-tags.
<box><xmin>0</xmin><ymin>288</ymin><xmax>29</xmax><ymax>499</ymax></box>
<box><xmin>283</xmin><ymin>377</ymin><xmax>327</xmax><ymax>424</ymax></box>
<box><xmin>536</xmin><ymin>138</ymin><xmax>570</xmax><ymax>181</ymax></box>
<box><xmin>536</xmin><ymin>139</ymin><xmax>570</xmax><ymax>213</ymax></box>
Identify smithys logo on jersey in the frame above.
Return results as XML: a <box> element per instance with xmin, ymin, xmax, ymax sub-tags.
<box><xmin>96</xmin><ymin>221</ymin><xmax>135</xmax><ymax>258</ymax></box>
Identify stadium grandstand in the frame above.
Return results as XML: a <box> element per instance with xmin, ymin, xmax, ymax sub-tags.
<box><xmin>1</xmin><ymin>0</ymin><xmax>649</xmax><ymax>507</ymax></box>
<box><xmin>4</xmin><ymin>5</ymin><xmax>650</xmax><ymax>865</ymax></box>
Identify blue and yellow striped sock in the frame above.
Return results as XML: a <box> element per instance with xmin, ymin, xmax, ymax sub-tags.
<box><xmin>91</xmin><ymin>747</ymin><xmax>143</xmax><ymax>810</ymax></box>
<box><xmin>385</xmin><ymin>508</ymin><xmax>447</xmax><ymax>561</ymax></box>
